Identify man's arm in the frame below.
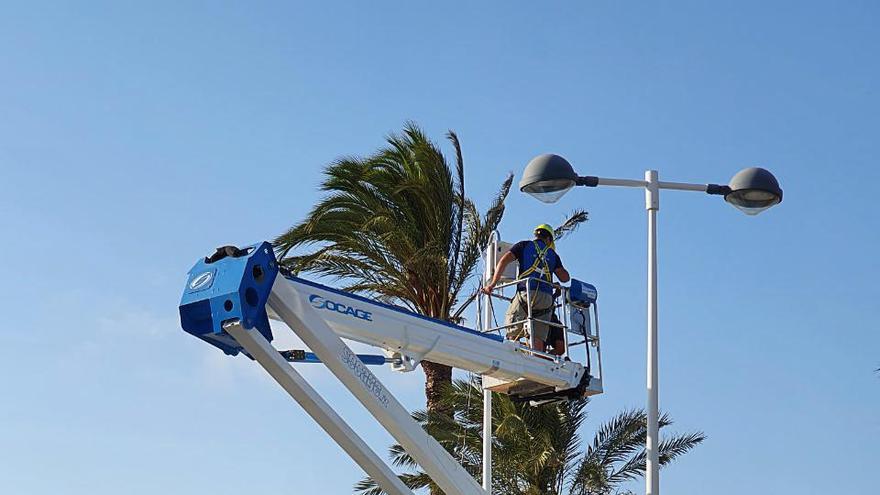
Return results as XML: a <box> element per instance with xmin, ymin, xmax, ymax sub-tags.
<box><xmin>555</xmin><ymin>266</ymin><xmax>571</xmax><ymax>283</ymax></box>
<box><xmin>480</xmin><ymin>251</ymin><xmax>516</xmax><ymax>294</ymax></box>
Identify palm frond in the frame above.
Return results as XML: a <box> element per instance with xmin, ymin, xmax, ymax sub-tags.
<box><xmin>484</xmin><ymin>173</ymin><xmax>514</xmax><ymax>245</ymax></box>
<box><xmin>450</xmin><ymin>173</ymin><xmax>513</xmax><ymax>302</ymax></box>
<box><xmin>446</xmin><ymin>129</ymin><xmax>466</xmax><ymax>300</ymax></box>
<box><xmin>276</xmin><ymin>123</ymin><xmax>510</xmax><ymax>326</ymax></box>
<box><xmin>553</xmin><ymin>209</ymin><xmax>589</xmax><ymax>243</ymax></box>
<box><xmin>356</xmin><ymin>379</ymin><xmax>700</xmax><ymax>495</ymax></box>
<box><xmin>572</xmin><ymin>409</ymin><xmax>704</xmax><ymax>491</ymax></box>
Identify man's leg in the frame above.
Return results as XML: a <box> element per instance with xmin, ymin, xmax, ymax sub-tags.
<box><xmin>529</xmin><ymin>291</ymin><xmax>553</xmax><ymax>351</ymax></box>
<box><xmin>547</xmin><ymin>315</ymin><xmax>566</xmax><ymax>356</ymax></box>
<box><xmin>504</xmin><ymin>292</ymin><xmax>527</xmax><ymax>341</ymax></box>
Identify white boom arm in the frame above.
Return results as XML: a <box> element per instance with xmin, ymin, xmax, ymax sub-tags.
<box><xmin>272</xmin><ymin>275</ymin><xmax>592</xmax><ymax>393</ymax></box>
<box><xmin>265</xmin><ymin>278</ymin><xmax>486</xmax><ymax>495</ymax></box>
<box><xmin>223</xmin><ymin>321</ymin><xmax>415</xmax><ymax>495</ymax></box>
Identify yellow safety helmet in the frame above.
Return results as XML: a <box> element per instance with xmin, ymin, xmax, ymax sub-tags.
<box><xmin>534</xmin><ymin>223</ymin><xmax>556</xmax><ymax>249</ymax></box>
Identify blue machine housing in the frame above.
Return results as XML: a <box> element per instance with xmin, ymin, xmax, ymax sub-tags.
<box><xmin>568</xmin><ymin>279</ymin><xmax>598</xmax><ymax>306</ymax></box>
<box><xmin>179</xmin><ymin>242</ymin><xmax>279</xmax><ymax>356</ymax></box>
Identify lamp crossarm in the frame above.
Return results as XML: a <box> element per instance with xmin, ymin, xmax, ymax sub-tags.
<box><xmin>576</xmin><ymin>174</ymin><xmax>730</xmax><ymax>196</ymax></box>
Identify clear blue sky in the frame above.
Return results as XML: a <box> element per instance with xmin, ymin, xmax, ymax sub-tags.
<box><xmin>1</xmin><ymin>1</ymin><xmax>877</xmax><ymax>493</ymax></box>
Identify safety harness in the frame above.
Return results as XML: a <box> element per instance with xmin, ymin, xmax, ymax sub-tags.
<box><xmin>518</xmin><ymin>240</ymin><xmax>554</xmax><ymax>288</ymax></box>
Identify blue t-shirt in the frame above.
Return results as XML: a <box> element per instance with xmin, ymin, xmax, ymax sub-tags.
<box><xmin>509</xmin><ymin>239</ymin><xmax>564</xmax><ymax>294</ymax></box>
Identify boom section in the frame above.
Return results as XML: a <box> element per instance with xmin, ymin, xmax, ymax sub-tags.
<box><xmin>275</xmin><ymin>275</ymin><xmax>586</xmax><ymax>391</ymax></box>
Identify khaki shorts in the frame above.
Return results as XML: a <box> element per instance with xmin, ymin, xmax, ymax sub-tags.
<box><xmin>505</xmin><ymin>290</ymin><xmax>554</xmax><ymax>343</ymax></box>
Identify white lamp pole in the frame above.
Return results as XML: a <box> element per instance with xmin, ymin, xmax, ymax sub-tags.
<box><xmin>482</xmin><ymin>235</ymin><xmax>498</xmax><ymax>493</ymax></box>
<box><xmin>645</xmin><ymin>170</ymin><xmax>660</xmax><ymax>495</ymax></box>
<box><xmin>519</xmin><ymin>154</ymin><xmax>783</xmax><ymax>495</ymax></box>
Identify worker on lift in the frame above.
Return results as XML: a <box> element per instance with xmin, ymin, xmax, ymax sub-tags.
<box><xmin>481</xmin><ymin>224</ymin><xmax>571</xmax><ymax>353</ymax></box>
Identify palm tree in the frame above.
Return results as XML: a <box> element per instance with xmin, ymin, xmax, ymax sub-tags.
<box><xmin>355</xmin><ymin>379</ymin><xmax>705</xmax><ymax>495</ymax></box>
<box><xmin>274</xmin><ymin>122</ymin><xmax>515</xmax><ymax>415</ymax></box>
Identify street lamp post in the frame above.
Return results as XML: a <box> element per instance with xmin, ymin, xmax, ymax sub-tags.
<box><xmin>519</xmin><ymin>154</ymin><xmax>782</xmax><ymax>495</ymax></box>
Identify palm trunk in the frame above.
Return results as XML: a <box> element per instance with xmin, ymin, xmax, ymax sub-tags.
<box><xmin>422</xmin><ymin>360</ymin><xmax>453</xmax><ymax>417</ymax></box>
<box><xmin>422</xmin><ymin>359</ymin><xmax>453</xmax><ymax>495</ymax></box>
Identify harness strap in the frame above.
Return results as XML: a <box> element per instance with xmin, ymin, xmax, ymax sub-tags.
<box><xmin>518</xmin><ymin>240</ymin><xmax>553</xmax><ymax>283</ymax></box>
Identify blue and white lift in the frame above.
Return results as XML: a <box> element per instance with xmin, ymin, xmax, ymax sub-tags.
<box><xmin>179</xmin><ymin>237</ymin><xmax>603</xmax><ymax>495</ymax></box>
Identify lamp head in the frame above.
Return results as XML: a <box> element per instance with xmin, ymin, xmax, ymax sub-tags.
<box><xmin>725</xmin><ymin>167</ymin><xmax>783</xmax><ymax>215</ymax></box>
<box><xmin>519</xmin><ymin>154</ymin><xmax>578</xmax><ymax>203</ymax></box>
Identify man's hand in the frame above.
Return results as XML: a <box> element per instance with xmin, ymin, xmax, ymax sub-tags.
<box><xmin>555</xmin><ymin>266</ymin><xmax>571</xmax><ymax>283</ymax></box>
<box><xmin>481</xmin><ymin>251</ymin><xmax>515</xmax><ymax>295</ymax></box>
